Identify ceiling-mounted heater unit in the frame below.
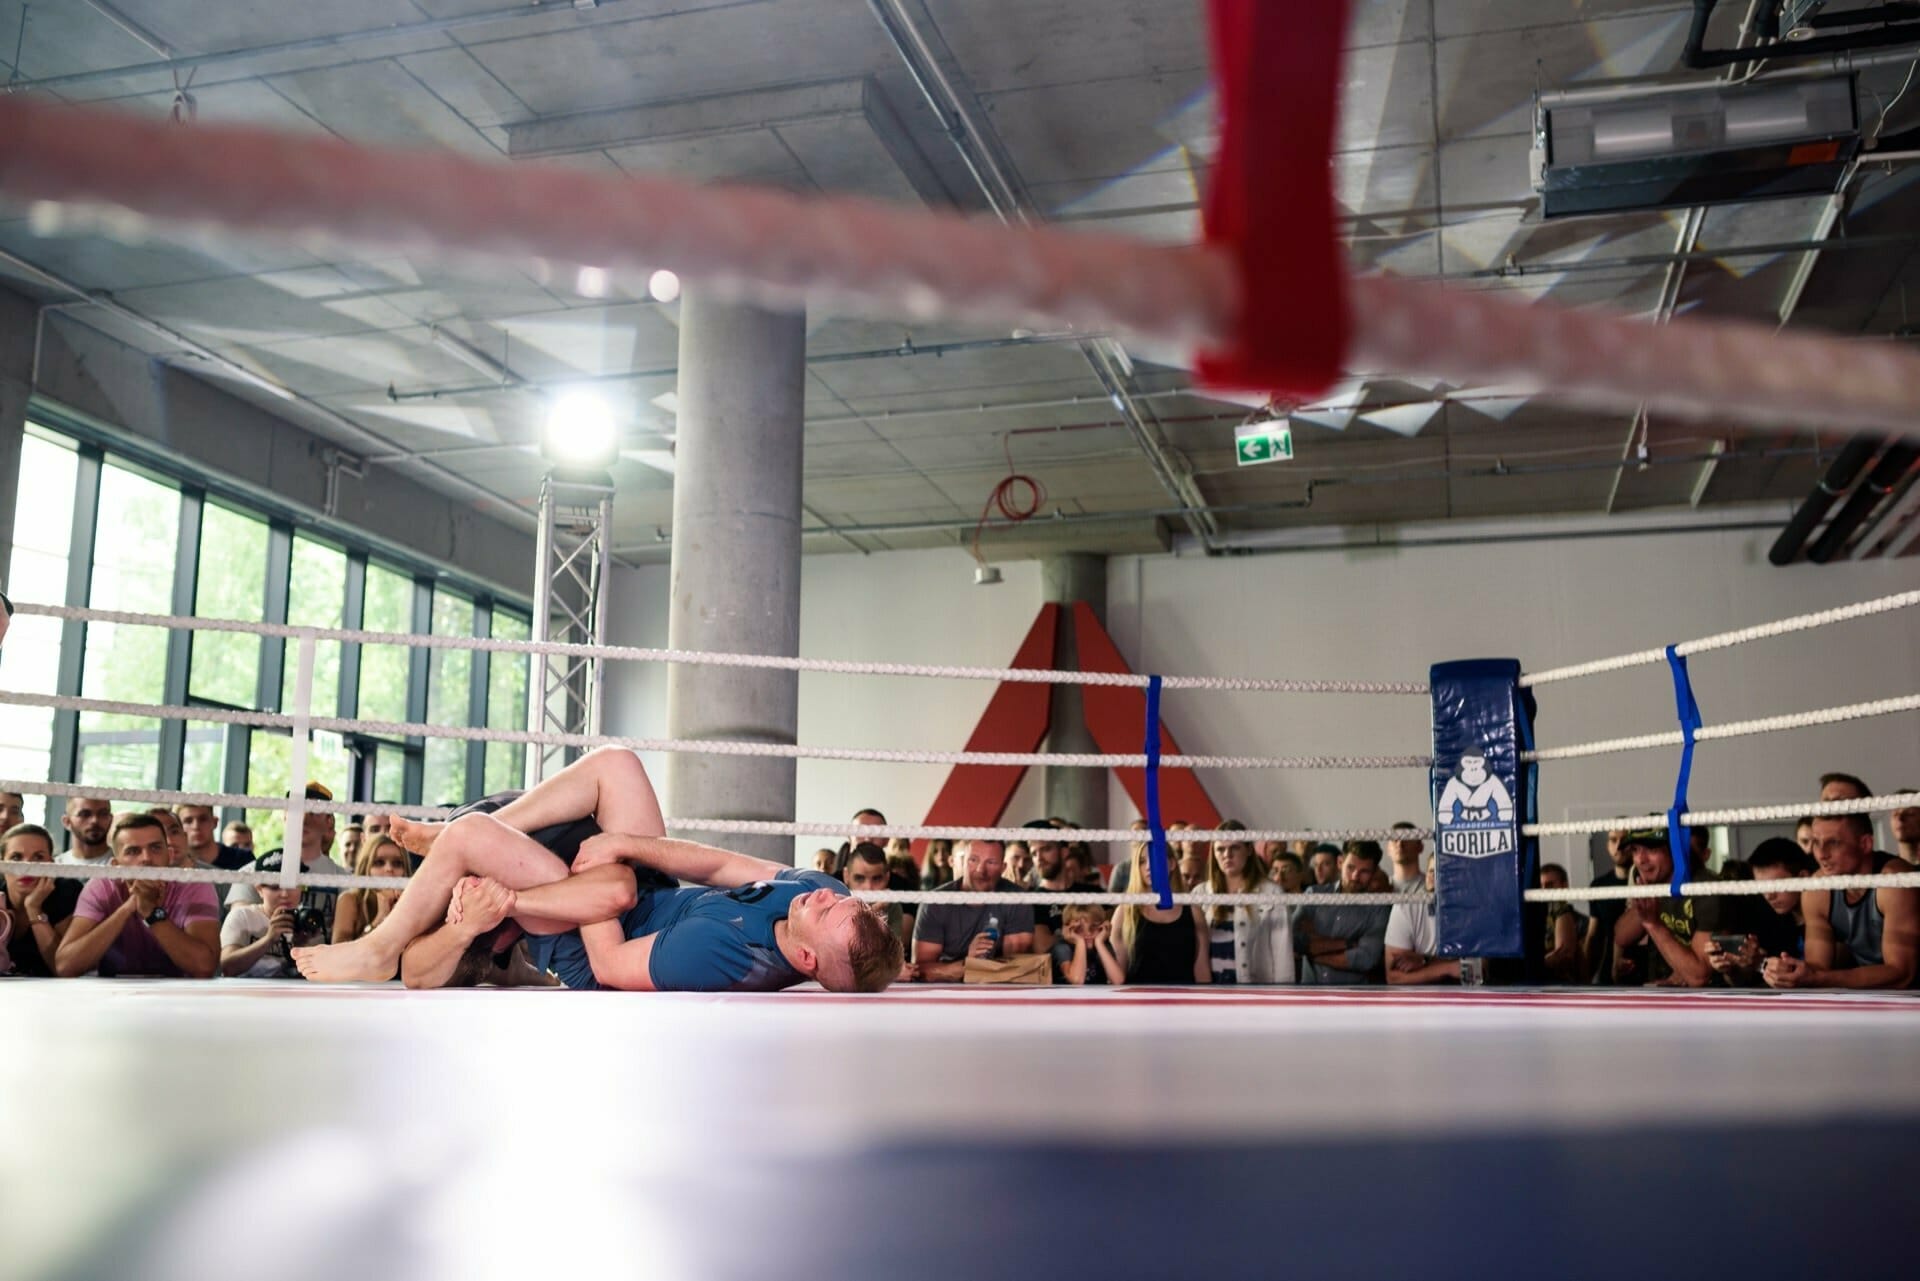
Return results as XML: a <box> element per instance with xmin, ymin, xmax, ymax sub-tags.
<box><xmin>1532</xmin><ymin>74</ymin><xmax>1860</xmax><ymax>218</ymax></box>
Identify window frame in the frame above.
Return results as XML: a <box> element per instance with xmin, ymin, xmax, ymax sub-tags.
<box><xmin>21</xmin><ymin>417</ymin><xmax>533</xmax><ymax>824</ymax></box>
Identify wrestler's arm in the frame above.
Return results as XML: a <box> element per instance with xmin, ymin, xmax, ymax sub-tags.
<box><xmin>1805</xmin><ymin>887</ymin><xmax>1918</xmax><ymax>990</ymax></box>
<box><xmin>577</xmin><ymin>833</ymin><xmax>787</xmax><ymax>890</ymax></box>
<box><xmin>579</xmin><ymin>918</ymin><xmax>658</xmax><ymax>991</ymax></box>
<box><xmin>508</xmin><ymin>865</ymin><xmax>641</xmax><ymax>928</ymax></box>
<box><xmin>400</xmin><ymin>922</ymin><xmax>479</xmax><ymax>990</ymax></box>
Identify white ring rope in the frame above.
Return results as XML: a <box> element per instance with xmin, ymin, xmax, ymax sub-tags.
<box><xmin>1518</xmin><ymin>590</ymin><xmax>1920</xmax><ymax>688</ymax></box>
<box><xmin>1524</xmin><ymin>872</ymin><xmax>1920</xmax><ymax>903</ymax></box>
<box><xmin>0</xmin><ymin>859</ymin><xmax>397</xmax><ymax>894</ymax></box>
<box><xmin>869</xmin><ymin>889</ymin><xmax>1429</xmax><ymax>907</ymax></box>
<box><xmin>1523</xmin><ymin>692</ymin><xmax>1920</xmax><ymax>763</ymax></box>
<box><xmin>0</xmin><ymin>689</ymin><xmax>1431</xmax><ymax>772</ymax></box>
<box><xmin>8</xmin><ymin>776</ymin><xmax>1915</xmax><ymax>859</ymax></box>
<box><xmin>1524</xmin><ymin>791</ymin><xmax>1920</xmax><ymax>838</ymax></box>
<box><xmin>8</xmin><ymin>860</ymin><xmax>1917</xmax><ymax>908</ymax></box>
<box><xmin>10</xmin><ymin>602</ymin><xmax>1428</xmax><ymax>695</ymax></box>
<box><xmin>16</xmin><ymin>593</ymin><xmax>1915</xmax><ymax>776</ymax></box>
<box><xmin>10</xmin><ymin>677</ymin><xmax>1909</xmax><ymax>774</ymax></box>
<box><xmin>0</xmin><ymin>778</ymin><xmax>1423</xmax><ymax>845</ymax></box>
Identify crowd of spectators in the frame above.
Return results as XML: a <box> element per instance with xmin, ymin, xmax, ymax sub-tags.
<box><xmin>1</xmin><ymin>780</ymin><xmax>413</xmax><ymax>980</ymax></box>
<box><xmin>808</xmin><ymin>774</ymin><xmax>1919</xmax><ymax>990</ymax></box>
<box><xmin>5</xmin><ymin>773</ymin><xmax>1917</xmax><ymax>990</ymax></box>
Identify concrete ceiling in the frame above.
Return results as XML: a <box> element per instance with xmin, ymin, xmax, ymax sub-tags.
<box><xmin>1</xmin><ymin>0</ymin><xmax>1918</xmax><ymax>564</ymax></box>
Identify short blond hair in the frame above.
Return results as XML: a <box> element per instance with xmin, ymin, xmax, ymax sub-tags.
<box><xmin>1062</xmin><ymin>903</ymin><xmax>1109</xmax><ymax>933</ymax></box>
<box><xmin>829</xmin><ymin>903</ymin><xmax>903</xmax><ymax>993</ymax></box>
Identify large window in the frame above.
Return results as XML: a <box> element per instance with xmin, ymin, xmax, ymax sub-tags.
<box><xmin>485</xmin><ymin>611</ymin><xmax>531</xmax><ymax>794</ymax></box>
<box><xmin>5</xmin><ymin>420</ymin><xmax>531</xmax><ymax>830</ymax></box>
<box><xmin>0</xmin><ymin>431</ymin><xmax>77</xmax><ymax>786</ymax></box>
<box><xmin>358</xmin><ymin>563</ymin><xmax>414</xmax><ymax>724</ymax></box>
<box><xmin>77</xmin><ymin>462</ymin><xmax>179</xmax><ymax>789</ymax></box>
<box><xmin>191</xmin><ymin>503</ymin><xmax>267</xmax><ymax>709</ymax></box>
<box><xmin>423</xmin><ymin>589</ymin><xmax>474</xmax><ymax>805</ymax></box>
<box><xmin>284</xmin><ymin>535</ymin><xmax>347</xmax><ymax>716</ymax></box>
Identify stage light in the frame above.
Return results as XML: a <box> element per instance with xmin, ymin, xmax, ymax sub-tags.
<box><xmin>542</xmin><ymin>389</ymin><xmax>619</xmax><ymax>469</ymax></box>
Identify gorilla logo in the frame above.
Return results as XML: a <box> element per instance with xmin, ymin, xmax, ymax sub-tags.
<box><xmin>1437</xmin><ymin>750</ymin><xmax>1514</xmax><ymax>825</ymax></box>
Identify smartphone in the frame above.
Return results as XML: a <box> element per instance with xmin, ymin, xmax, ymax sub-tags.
<box><xmin>1709</xmin><ymin>933</ymin><xmax>1749</xmax><ymax>951</ymax></box>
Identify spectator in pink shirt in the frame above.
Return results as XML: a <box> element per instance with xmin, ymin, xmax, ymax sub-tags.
<box><xmin>54</xmin><ymin>813</ymin><xmax>219</xmax><ymax>978</ymax></box>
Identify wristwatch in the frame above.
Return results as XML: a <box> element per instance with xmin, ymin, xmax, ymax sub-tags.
<box><xmin>31</xmin><ymin>913</ymin><xmax>50</xmax><ymax>926</ymax></box>
<box><xmin>145</xmin><ymin>906</ymin><xmax>169</xmax><ymax>927</ymax></box>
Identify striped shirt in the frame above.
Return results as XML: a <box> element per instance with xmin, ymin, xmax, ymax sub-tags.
<box><xmin>1208</xmin><ymin>921</ymin><xmax>1237</xmax><ymax>984</ymax></box>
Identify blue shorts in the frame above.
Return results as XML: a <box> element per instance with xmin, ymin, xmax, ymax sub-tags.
<box><xmin>525</xmin><ymin>929</ymin><xmax>600</xmax><ymax>990</ymax></box>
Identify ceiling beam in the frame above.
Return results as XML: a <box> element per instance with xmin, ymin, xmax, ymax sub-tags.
<box><xmin>0</xmin><ymin>0</ymin><xmax>620</xmax><ymax>93</ymax></box>
<box><xmin>506</xmin><ymin>77</ymin><xmax>950</xmax><ymax>207</ymax></box>
<box><xmin>866</xmin><ymin>0</ymin><xmax>1221</xmax><ymax>548</ymax></box>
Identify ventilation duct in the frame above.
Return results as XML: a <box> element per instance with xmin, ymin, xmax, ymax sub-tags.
<box><xmin>1807</xmin><ymin>441</ymin><xmax>1920</xmax><ymax>562</ymax></box>
<box><xmin>1768</xmin><ymin>433</ymin><xmax>1881</xmax><ymax>564</ymax></box>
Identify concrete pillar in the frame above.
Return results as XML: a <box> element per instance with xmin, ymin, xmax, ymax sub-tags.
<box><xmin>1042</xmin><ymin>553</ymin><xmax>1108</xmax><ymax>829</ymax></box>
<box><xmin>665</xmin><ymin>292</ymin><xmax>807</xmax><ymax>863</ymax></box>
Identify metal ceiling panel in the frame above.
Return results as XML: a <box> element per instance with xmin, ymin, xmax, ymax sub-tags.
<box><xmin>922</xmin><ymin>0</ymin><xmax>1207</xmax><ymax>95</ymax></box>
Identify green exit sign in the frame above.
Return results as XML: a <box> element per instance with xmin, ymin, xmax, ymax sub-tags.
<box><xmin>1234</xmin><ymin>420</ymin><xmax>1293</xmax><ymax>467</ymax></box>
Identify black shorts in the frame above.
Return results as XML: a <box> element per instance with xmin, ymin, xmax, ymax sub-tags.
<box><xmin>444</xmin><ymin>791</ymin><xmax>675</xmax><ymax>958</ymax></box>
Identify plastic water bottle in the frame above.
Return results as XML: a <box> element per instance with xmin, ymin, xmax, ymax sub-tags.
<box><xmin>985</xmin><ymin>914</ymin><xmax>1002</xmax><ymax>957</ymax></box>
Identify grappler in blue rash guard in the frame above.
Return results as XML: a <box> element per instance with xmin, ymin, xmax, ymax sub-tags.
<box><xmin>291</xmin><ymin>747</ymin><xmax>902</xmax><ymax>993</ymax></box>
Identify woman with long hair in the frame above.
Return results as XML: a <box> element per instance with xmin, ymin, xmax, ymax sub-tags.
<box><xmin>330</xmin><ymin>832</ymin><xmax>412</xmax><ymax>943</ymax></box>
<box><xmin>1202</xmin><ymin>833</ymin><xmax>1294</xmax><ymax>984</ymax></box>
<box><xmin>1110</xmin><ymin>852</ymin><xmax>1209</xmax><ymax>985</ymax></box>
<box><xmin>920</xmin><ymin>838</ymin><xmax>955</xmax><ymax>887</ymax></box>
<box><xmin>3</xmin><ymin>824</ymin><xmax>75</xmax><ymax>977</ymax></box>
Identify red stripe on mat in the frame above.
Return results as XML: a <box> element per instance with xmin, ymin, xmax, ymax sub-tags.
<box><xmin>780</xmin><ymin>988</ymin><xmax>1920</xmax><ymax>1012</ymax></box>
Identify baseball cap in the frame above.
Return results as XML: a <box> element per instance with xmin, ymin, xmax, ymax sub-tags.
<box><xmin>1617</xmin><ymin>828</ymin><xmax>1670</xmax><ymax>852</ymax></box>
<box><xmin>252</xmin><ymin>847</ymin><xmax>287</xmax><ymax>874</ymax></box>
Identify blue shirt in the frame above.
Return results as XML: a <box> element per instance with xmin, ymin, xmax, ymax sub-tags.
<box><xmin>625</xmin><ymin>867</ymin><xmax>845</xmax><ymax>992</ymax></box>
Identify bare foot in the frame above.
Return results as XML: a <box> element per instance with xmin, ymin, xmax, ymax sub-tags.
<box><xmin>292</xmin><ymin>937</ymin><xmax>399</xmax><ymax>984</ymax></box>
<box><xmin>389</xmin><ymin>815</ymin><xmax>444</xmax><ymax>857</ymax></box>
<box><xmin>446</xmin><ymin>876</ymin><xmax>481</xmax><ymax>926</ymax></box>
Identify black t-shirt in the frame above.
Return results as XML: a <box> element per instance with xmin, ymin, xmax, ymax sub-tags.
<box><xmin>1032</xmin><ymin>885</ymin><xmax>1069</xmax><ymax>940</ymax></box>
<box><xmin>1589</xmin><ymin>870</ymin><xmax>1627</xmax><ymax>984</ymax></box>
<box><xmin>1129</xmin><ymin>911</ymin><xmax>1198</xmax><ymax>984</ymax></box>
<box><xmin>1749</xmin><ymin>905</ymin><xmax>1804</xmax><ymax>962</ymax></box>
<box><xmin>450</xmin><ymin>792</ymin><xmax>609</xmax><ymax>868</ymax></box>
<box><xmin>7</xmin><ymin>879</ymin><xmax>82</xmax><ymax>978</ymax></box>
<box><xmin>207</xmin><ymin>843</ymin><xmax>253</xmax><ymax>872</ymax></box>
<box><xmin>1069</xmin><ymin>940</ymin><xmax>1110</xmax><ymax>984</ymax></box>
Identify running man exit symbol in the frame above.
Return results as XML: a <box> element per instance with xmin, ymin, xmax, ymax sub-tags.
<box><xmin>1234</xmin><ymin>421</ymin><xmax>1293</xmax><ymax>466</ymax></box>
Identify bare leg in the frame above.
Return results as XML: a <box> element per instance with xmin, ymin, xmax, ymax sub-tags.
<box><xmin>388</xmin><ymin>748</ymin><xmax>664</xmax><ymax>858</ymax></box>
<box><xmin>293</xmin><ymin>813</ymin><xmax>572</xmax><ymax>982</ymax></box>
<box><xmin>488</xmin><ymin>745</ymin><xmax>666</xmax><ymax>837</ymax></box>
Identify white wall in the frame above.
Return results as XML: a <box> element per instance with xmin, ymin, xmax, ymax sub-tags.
<box><xmin>604</xmin><ymin>523</ymin><xmax>1920</xmax><ymax>875</ymax></box>
<box><xmin>603</xmin><ymin>547</ymin><xmax>1048</xmax><ymax>863</ymax></box>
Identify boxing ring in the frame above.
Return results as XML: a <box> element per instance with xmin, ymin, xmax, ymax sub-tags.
<box><xmin>4</xmin><ymin>592</ymin><xmax>1919</xmax><ymax>1278</ymax></box>
<box><xmin>3</xmin><ymin>0</ymin><xmax>1920</xmax><ymax>1274</ymax></box>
